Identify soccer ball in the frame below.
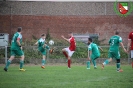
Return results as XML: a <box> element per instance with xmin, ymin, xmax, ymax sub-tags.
<box><xmin>49</xmin><ymin>40</ymin><xmax>54</xmax><ymax>45</ymax></box>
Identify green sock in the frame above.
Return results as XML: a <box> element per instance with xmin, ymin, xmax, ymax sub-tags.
<box><xmin>103</xmin><ymin>60</ymin><xmax>109</xmax><ymax>65</ymax></box>
<box><xmin>92</xmin><ymin>59</ymin><xmax>96</xmax><ymax>67</ymax></box>
<box><xmin>5</xmin><ymin>60</ymin><xmax>11</xmax><ymax>69</ymax></box>
<box><xmin>42</xmin><ymin>59</ymin><xmax>46</xmax><ymax>66</ymax></box>
<box><xmin>20</xmin><ymin>60</ymin><xmax>24</xmax><ymax>69</ymax></box>
<box><xmin>116</xmin><ymin>63</ymin><xmax>120</xmax><ymax>70</ymax></box>
<box><xmin>87</xmin><ymin>61</ymin><xmax>90</xmax><ymax>68</ymax></box>
<box><xmin>46</xmin><ymin>46</ymin><xmax>50</xmax><ymax>50</ymax></box>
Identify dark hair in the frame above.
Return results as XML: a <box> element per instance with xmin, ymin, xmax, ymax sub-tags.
<box><xmin>115</xmin><ymin>31</ymin><xmax>119</xmax><ymax>35</ymax></box>
<box><xmin>69</xmin><ymin>32</ymin><xmax>73</xmax><ymax>34</ymax></box>
<box><xmin>88</xmin><ymin>38</ymin><xmax>92</xmax><ymax>42</ymax></box>
<box><xmin>41</xmin><ymin>34</ymin><xmax>45</xmax><ymax>37</ymax></box>
<box><xmin>17</xmin><ymin>27</ymin><xmax>22</xmax><ymax>32</ymax></box>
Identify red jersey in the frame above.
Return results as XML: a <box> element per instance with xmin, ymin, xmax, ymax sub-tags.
<box><xmin>129</xmin><ymin>31</ymin><xmax>133</xmax><ymax>50</ymax></box>
<box><xmin>69</xmin><ymin>36</ymin><xmax>76</xmax><ymax>51</ymax></box>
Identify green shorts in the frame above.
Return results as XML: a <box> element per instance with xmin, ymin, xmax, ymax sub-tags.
<box><xmin>39</xmin><ymin>47</ymin><xmax>47</xmax><ymax>55</ymax></box>
<box><xmin>108</xmin><ymin>51</ymin><xmax>120</xmax><ymax>59</ymax></box>
<box><xmin>91</xmin><ymin>54</ymin><xmax>100</xmax><ymax>60</ymax></box>
<box><xmin>11</xmin><ymin>49</ymin><xmax>24</xmax><ymax>56</ymax></box>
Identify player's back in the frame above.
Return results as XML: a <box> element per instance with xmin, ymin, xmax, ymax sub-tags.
<box><xmin>11</xmin><ymin>32</ymin><xmax>22</xmax><ymax>50</ymax></box>
<box><xmin>109</xmin><ymin>35</ymin><xmax>122</xmax><ymax>52</ymax></box>
<box><xmin>89</xmin><ymin>43</ymin><xmax>100</xmax><ymax>56</ymax></box>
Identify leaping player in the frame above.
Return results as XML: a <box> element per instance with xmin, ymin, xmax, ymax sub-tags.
<box><xmin>61</xmin><ymin>32</ymin><xmax>76</xmax><ymax>69</ymax></box>
<box><xmin>34</xmin><ymin>34</ymin><xmax>54</xmax><ymax>69</ymax></box>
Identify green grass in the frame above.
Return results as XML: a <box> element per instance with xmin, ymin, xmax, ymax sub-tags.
<box><xmin>0</xmin><ymin>65</ymin><xmax>133</xmax><ymax>88</ymax></box>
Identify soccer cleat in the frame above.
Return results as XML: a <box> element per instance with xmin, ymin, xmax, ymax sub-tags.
<box><xmin>68</xmin><ymin>67</ymin><xmax>71</xmax><ymax>69</ymax></box>
<box><xmin>49</xmin><ymin>48</ymin><xmax>54</xmax><ymax>54</ymax></box>
<box><xmin>41</xmin><ymin>66</ymin><xmax>45</xmax><ymax>69</ymax></box>
<box><xmin>94</xmin><ymin>66</ymin><xmax>97</xmax><ymax>69</ymax></box>
<box><xmin>101</xmin><ymin>63</ymin><xmax>104</xmax><ymax>69</ymax></box>
<box><xmin>87</xmin><ymin>68</ymin><xmax>90</xmax><ymax>70</ymax></box>
<box><xmin>117</xmin><ymin>69</ymin><xmax>123</xmax><ymax>72</ymax></box>
<box><xmin>4</xmin><ymin>68</ymin><xmax>8</xmax><ymax>72</ymax></box>
<box><xmin>19</xmin><ymin>68</ymin><xmax>26</xmax><ymax>71</ymax></box>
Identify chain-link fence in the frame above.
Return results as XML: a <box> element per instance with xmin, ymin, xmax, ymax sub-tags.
<box><xmin>0</xmin><ymin>45</ymin><xmax>130</xmax><ymax>65</ymax></box>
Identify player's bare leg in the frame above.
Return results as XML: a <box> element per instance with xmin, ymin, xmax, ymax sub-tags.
<box><xmin>19</xmin><ymin>55</ymin><xmax>26</xmax><ymax>71</ymax></box>
<box><xmin>4</xmin><ymin>56</ymin><xmax>15</xmax><ymax>72</ymax></box>
<box><xmin>102</xmin><ymin>58</ymin><xmax>112</xmax><ymax>69</ymax></box>
<box><xmin>41</xmin><ymin>55</ymin><xmax>46</xmax><ymax>69</ymax></box>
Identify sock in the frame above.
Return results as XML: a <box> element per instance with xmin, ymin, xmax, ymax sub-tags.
<box><xmin>116</xmin><ymin>63</ymin><xmax>120</xmax><ymax>70</ymax></box>
<box><xmin>68</xmin><ymin>59</ymin><xmax>71</xmax><ymax>68</ymax></box>
<box><xmin>46</xmin><ymin>45</ymin><xmax>50</xmax><ymax>50</ymax></box>
<box><xmin>63</xmin><ymin>51</ymin><xmax>68</xmax><ymax>58</ymax></box>
<box><xmin>103</xmin><ymin>60</ymin><xmax>109</xmax><ymax>65</ymax></box>
<box><xmin>132</xmin><ymin>62</ymin><xmax>133</xmax><ymax>68</ymax></box>
<box><xmin>87</xmin><ymin>61</ymin><xmax>90</xmax><ymax>68</ymax></box>
<box><xmin>92</xmin><ymin>59</ymin><xmax>96</xmax><ymax>67</ymax></box>
<box><xmin>42</xmin><ymin>59</ymin><xmax>45</xmax><ymax>66</ymax></box>
<box><xmin>5</xmin><ymin>60</ymin><xmax>11</xmax><ymax>69</ymax></box>
<box><xmin>20</xmin><ymin>60</ymin><xmax>24</xmax><ymax>69</ymax></box>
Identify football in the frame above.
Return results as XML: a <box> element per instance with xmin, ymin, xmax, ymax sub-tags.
<box><xmin>49</xmin><ymin>40</ymin><xmax>54</xmax><ymax>45</ymax></box>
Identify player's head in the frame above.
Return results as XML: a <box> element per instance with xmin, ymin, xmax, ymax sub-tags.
<box><xmin>68</xmin><ymin>32</ymin><xmax>73</xmax><ymax>37</ymax></box>
<box><xmin>115</xmin><ymin>30</ymin><xmax>119</xmax><ymax>35</ymax></box>
<box><xmin>88</xmin><ymin>37</ymin><xmax>92</xmax><ymax>45</ymax></box>
<box><xmin>41</xmin><ymin>34</ymin><xmax>46</xmax><ymax>39</ymax></box>
<box><xmin>17</xmin><ymin>27</ymin><xmax>22</xmax><ymax>33</ymax></box>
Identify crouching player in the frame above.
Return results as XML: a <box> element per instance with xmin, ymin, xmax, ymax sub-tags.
<box><xmin>34</xmin><ymin>34</ymin><xmax>54</xmax><ymax>69</ymax></box>
<box><xmin>87</xmin><ymin>38</ymin><xmax>103</xmax><ymax>69</ymax></box>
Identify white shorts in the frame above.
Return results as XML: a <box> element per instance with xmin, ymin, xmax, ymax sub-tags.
<box><xmin>64</xmin><ymin>47</ymin><xmax>75</xmax><ymax>57</ymax></box>
<box><xmin>131</xmin><ymin>50</ymin><xmax>133</xmax><ymax>58</ymax></box>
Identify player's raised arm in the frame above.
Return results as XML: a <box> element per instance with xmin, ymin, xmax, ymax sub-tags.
<box><xmin>120</xmin><ymin>42</ymin><xmax>127</xmax><ymax>53</ymax></box>
<box><xmin>61</xmin><ymin>35</ymin><xmax>70</xmax><ymax>43</ymax></box>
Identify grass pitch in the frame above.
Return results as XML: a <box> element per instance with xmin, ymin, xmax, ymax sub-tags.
<box><xmin>0</xmin><ymin>65</ymin><xmax>133</xmax><ymax>88</ymax></box>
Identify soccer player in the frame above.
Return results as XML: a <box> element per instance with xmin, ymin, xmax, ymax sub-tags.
<box><xmin>61</xmin><ymin>32</ymin><xmax>76</xmax><ymax>69</ymax></box>
<box><xmin>127</xmin><ymin>31</ymin><xmax>133</xmax><ymax>68</ymax></box>
<box><xmin>34</xmin><ymin>34</ymin><xmax>53</xmax><ymax>69</ymax></box>
<box><xmin>4</xmin><ymin>27</ymin><xmax>25</xmax><ymax>72</ymax></box>
<box><xmin>102</xmin><ymin>31</ymin><xmax>127</xmax><ymax>72</ymax></box>
<box><xmin>87</xmin><ymin>38</ymin><xmax>103</xmax><ymax>69</ymax></box>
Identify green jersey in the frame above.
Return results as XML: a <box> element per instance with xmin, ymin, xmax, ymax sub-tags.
<box><xmin>109</xmin><ymin>35</ymin><xmax>122</xmax><ymax>52</ymax></box>
<box><xmin>38</xmin><ymin>38</ymin><xmax>45</xmax><ymax>51</ymax></box>
<box><xmin>88</xmin><ymin>43</ymin><xmax>100</xmax><ymax>56</ymax></box>
<box><xmin>11</xmin><ymin>32</ymin><xmax>22</xmax><ymax>50</ymax></box>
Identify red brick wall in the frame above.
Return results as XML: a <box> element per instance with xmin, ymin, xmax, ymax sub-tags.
<box><xmin>0</xmin><ymin>15</ymin><xmax>133</xmax><ymax>45</ymax></box>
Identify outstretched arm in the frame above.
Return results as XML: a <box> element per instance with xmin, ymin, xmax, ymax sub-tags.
<box><xmin>120</xmin><ymin>42</ymin><xmax>127</xmax><ymax>53</ymax></box>
<box><xmin>61</xmin><ymin>35</ymin><xmax>70</xmax><ymax>43</ymax></box>
<box><xmin>99</xmin><ymin>47</ymin><xmax>103</xmax><ymax>52</ymax></box>
<box><xmin>34</xmin><ymin>41</ymin><xmax>38</xmax><ymax>45</ymax></box>
<box><xmin>127</xmin><ymin>39</ymin><xmax>131</xmax><ymax>52</ymax></box>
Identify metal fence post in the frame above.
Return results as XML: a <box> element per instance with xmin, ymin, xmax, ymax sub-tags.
<box><xmin>5</xmin><ymin>46</ymin><xmax>7</xmax><ymax>64</ymax></box>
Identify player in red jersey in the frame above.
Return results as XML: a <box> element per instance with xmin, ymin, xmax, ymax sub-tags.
<box><xmin>61</xmin><ymin>32</ymin><xmax>76</xmax><ymax>69</ymax></box>
<box><xmin>127</xmin><ymin>31</ymin><xmax>133</xmax><ymax>68</ymax></box>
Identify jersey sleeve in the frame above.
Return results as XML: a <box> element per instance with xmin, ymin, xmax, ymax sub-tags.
<box><xmin>17</xmin><ymin>33</ymin><xmax>22</xmax><ymax>40</ymax></box>
<box><xmin>108</xmin><ymin>38</ymin><xmax>111</xmax><ymax>44</ymax></box>
<box><xmin>119</xmin><ymin>37</ymin><xmax>122</xmax><ymax>42</ymax></box>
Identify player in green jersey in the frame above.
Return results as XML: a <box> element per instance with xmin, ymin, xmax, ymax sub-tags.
<box><xmin>87</xmin><ymin>38</ymin><xmax>103</xmax><ymax>69</ymax></box>
<box><xmin>102</xmin><ymin>31</ymin><xmax>127</xmax><ymax>72</ymax></box>
<box><xmin>4</xmin><ymin>27</ymin><xmax>25</xmax><ymax>72</ymax></box>
<box><xmin>34</xmin><ymin>34</ymin><xmax>54</xmax><ymax>69</ymax></box>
